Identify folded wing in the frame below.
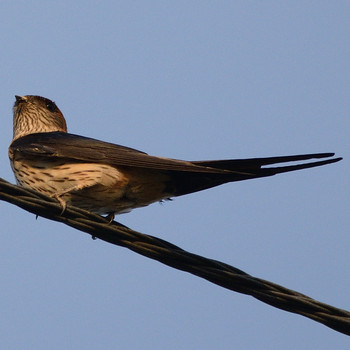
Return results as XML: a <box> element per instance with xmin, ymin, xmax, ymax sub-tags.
<box><xmin>10</xmin><ymin>131</ymin><xmax>342</xmax><ymax>196</ymax></box>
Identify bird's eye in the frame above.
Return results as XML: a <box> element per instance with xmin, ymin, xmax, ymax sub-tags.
<box><xmin>46</xmin><ymin>100</ymin><xmax>58</xmax><ymax>112</ymax></box>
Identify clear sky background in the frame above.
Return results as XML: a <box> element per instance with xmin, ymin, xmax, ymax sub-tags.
<box><xmin>0</xmin><ymin>1</ymin><xmax>349</xmax><ymax>349</ymax></box>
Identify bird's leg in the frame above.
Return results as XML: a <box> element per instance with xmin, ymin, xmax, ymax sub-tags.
<box><xmin>106</xmin><ymin>212</ymin><xmax>115</xmax><ymax>224</ymax></box>
<box><xmin>51</xmin><ymin>193</ymin><xmax>67</xmax><ymax>215</ymax></box>
<box><xmin>50</xmin><ymin>183</ymin><xmax>95</xmax><ymax>214</ymax></box>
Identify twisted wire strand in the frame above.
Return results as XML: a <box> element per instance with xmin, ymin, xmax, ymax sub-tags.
<box><xmin>0</xmin><ymin>177</ymin><xmax>349</xmax><ymax>335</ymax></box>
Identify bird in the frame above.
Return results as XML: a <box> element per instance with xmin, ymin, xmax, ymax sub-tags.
<box><xmin>9</xmin><ymin>95</ymin><xmax>342</xmax><ymax>219</ymax></box>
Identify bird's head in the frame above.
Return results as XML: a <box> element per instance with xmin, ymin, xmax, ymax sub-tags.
<box><xmin>13</xmin><ymin>95</ymin><xmax>67</xmax><ymax>140</ymax></box>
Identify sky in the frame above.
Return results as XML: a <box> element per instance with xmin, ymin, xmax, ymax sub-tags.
<box><xmin>0</xmin><ymin>1</ymin><xmax>349</xmax><ymax>349</ymax></box>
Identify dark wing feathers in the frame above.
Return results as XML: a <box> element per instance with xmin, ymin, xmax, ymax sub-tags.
<box><xmin>10</xmin><ymin>132</ymin><xmax>341</xmax><ymax>182</ymax></box>
<box><xmin>10</xmin><ymin>132</ymin><xmax>233</xmax><ymax>174</ymax></box>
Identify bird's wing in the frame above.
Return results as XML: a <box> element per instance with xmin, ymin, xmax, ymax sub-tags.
<box><xmin>10</xmin><ymin>132</ymin><xmax>342</xmax><ymax>180</ymax></box>
<box><xmin>9</xmin><ymin>132</ymin><xmax>234</xmax><ymax>173</ymax></box>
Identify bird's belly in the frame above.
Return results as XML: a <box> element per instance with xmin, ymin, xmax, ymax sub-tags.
<box><xmin>10</xmin><ymin>157</ymin><xmax>171</xmax><ymax>214</ymax></box>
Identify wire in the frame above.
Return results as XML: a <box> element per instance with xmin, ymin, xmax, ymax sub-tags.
<box><xmin>0</xmin><ymin>177</ymin><xmax>349</xmax><ymax>335</ymax></box>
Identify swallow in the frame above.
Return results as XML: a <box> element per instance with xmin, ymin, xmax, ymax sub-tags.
<box><xmin>9</xmin><ymin>95</ymin><xmax>342</xmax><ymax>218</ymax></box>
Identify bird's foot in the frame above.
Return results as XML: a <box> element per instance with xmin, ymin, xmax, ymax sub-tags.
<box><xmin>106</xmin><ymin>212</ymin><xmax>115</xmax><ymax>224</ymax></box>
<box><xmin>51</xmin><ymin>193</ymin><xmax>67</xmax><ymax>215</ymax></box>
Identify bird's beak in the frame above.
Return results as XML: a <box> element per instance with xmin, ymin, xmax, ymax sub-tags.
<box><xmin>14</xmin><ymin>95</ymin><xmax>27</xmax><ymax>107</ymax></box>
<box><xmin>15</xmin><ymin>95</ymin><xmax>24</xmax><ymax>102</ymax></box>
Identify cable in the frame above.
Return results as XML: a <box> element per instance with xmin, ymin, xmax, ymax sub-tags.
<box><xmin>0</xmin><ymin>177</ymin><xmax>349</xmax><ymax>335</ymax></box>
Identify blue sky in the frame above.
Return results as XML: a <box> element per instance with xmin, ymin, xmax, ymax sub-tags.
<box><xmin>0</xmin><ymin>1</ymin><xmax>349</xmax><ymax>349</ymax></box>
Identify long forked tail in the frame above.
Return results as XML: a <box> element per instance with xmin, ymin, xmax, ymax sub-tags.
<box><xmin>193</xmin><ymin>152</ymin><xmax>342</xmax><ymax>176</ymax></box>
<box><xmin>170</xmin><ymin>153</ymin><xmax>342</xmax><ymax>197</ymax></box>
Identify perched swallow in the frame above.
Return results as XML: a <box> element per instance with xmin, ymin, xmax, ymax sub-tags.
<box><xmin>9</xmin><ymin>95</ymin><xmax>341</xmax><ymax>218</ymax></box>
